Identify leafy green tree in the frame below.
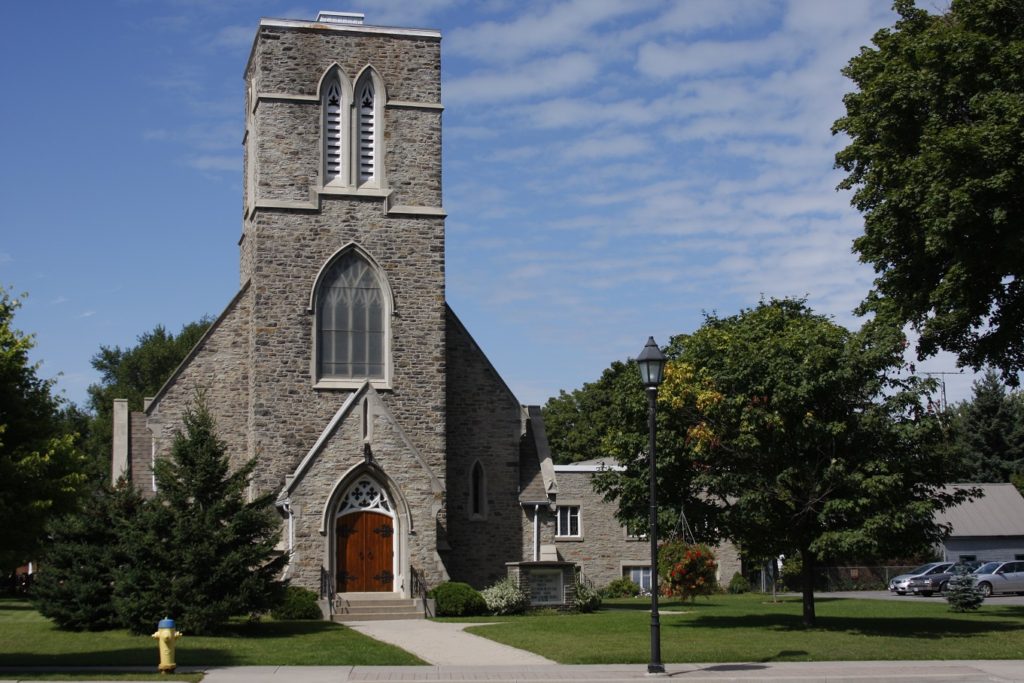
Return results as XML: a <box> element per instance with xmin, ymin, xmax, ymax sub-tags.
<box><xmin>543</xmin><ymin>361</ymin><xmax>643</xmax><ymax>465</ymax></box>
<box><xmin>597</xmin><ymin>299</ymin><xmax>970</xmax><ymax>626</ymax></box>
<box><xmin>0</xmin><ymin>288</ymin><xmax>87</xmax><ymax>570</ymax></box>
<box><xmin>945</xmin><ymin>370</ymin><xmax>1024</xmax><ymax>482</ymax></box>
<box><xmin>83</xmin><ymin>319</ymin><xmax>210</xmax><ymax>483</ymax></box>
<box><xmin>33</xmin><ymin>480</ymin><xmax>145</xmax><ymax>630</ymax></box>
<box><xmin>113</xmin><ymin>399</ymin><xmax>285</xmax><ymax>635</ymax></box>
<box><xmin>834</xmin><ymin>0</ymin><xmax>1024</xmax><ymax>382</ymax></box>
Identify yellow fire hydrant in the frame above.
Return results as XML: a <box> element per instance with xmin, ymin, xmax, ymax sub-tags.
<box><xmin>152</xmin><ymin>617</ymin><xmax>183</xmax><ymax>673</ymax></box>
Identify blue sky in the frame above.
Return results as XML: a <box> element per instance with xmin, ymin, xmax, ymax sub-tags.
<box><xmin>0</xmin><ymin>0</ymin><xmax>981</xmax><ymax>410</ymax></box>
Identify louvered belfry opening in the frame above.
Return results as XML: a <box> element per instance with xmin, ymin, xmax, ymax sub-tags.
<box><xmin>357</xmin><ymin>79</ymin><xmax>375</xmax><ymax>184</ymax></box>
<box><xmin>324</xmin><ymin>80</ymin><xmax>344</xmax><ymax>183</ymax></box>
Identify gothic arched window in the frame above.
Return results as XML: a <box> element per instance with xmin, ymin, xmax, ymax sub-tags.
<box><xmin>354</xmin><ymin>71</ymin><xmax>382</xmax><ymax>188</ymax></box>
<box><xmin>315</xmin><ymin>249</ymin><xmax>389</xmax><ymax>383</ymax></box>
<box><xmin>325</xmin><ymin>79</ymin><xmax>346</xmax><ymax>184</ymax></box>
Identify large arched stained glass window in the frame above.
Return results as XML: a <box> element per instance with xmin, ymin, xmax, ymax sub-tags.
<box><xmin>317</xmin><ymin>251</ymin><xmax>386</xmax><ymax>380</ymax></box>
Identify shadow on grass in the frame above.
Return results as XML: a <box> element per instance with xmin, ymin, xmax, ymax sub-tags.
<box><xmin>0</xmin><ymin>647</ymin><xmax>236</xmax><ymax>667</ymax></box>
<box><xmin>674</xmin><ymin>612</ymin><xmax>1024</xmax><ymax>638</ymax></box>
<box><xmin>214</xmin><ymin>620</ymin><xmax>342</xmax><ymax>638</ymax></box>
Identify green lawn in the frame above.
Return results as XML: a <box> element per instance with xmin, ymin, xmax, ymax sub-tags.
<box><xmin>458</xmin><ymin>594</ymin><xmax>1024</xmax><ymax>664</ymax></box>
<box><xmin>0</xmin><ymin>598</ymin><xmax>423</xmax><ymax>668</ymax></box>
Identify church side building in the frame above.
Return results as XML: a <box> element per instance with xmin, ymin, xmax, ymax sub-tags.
<box><xmin>111</xmin><ymin>11</ymin><xmax>548</xmax><ymax>602</ymax></box>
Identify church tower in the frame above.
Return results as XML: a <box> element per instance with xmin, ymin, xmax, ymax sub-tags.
<box><xmin>240</xmin><ymin>11</ymin><xmax>447</xmax><ymax>495</ymax></box>
<box><xmin>122</xmin><ymin>11</ymin><xmax>543</xmax><ymax>605</ymax></box>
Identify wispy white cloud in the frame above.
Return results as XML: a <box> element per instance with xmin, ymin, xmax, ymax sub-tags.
<box><xmin>188</xmin><ymin>154</ymin><xmax>239</xmax><ymax>172</ymax></box>
<box><xmin>446</xmin><ymin>52</ymin><xmax>601</xmax><ymax>104</ymax></box>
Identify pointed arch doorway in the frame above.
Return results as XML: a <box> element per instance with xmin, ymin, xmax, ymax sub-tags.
<box><xmin>335</xmin><ymin>477</ymin><xmax>395</xmax><ymax>592</ymax></box>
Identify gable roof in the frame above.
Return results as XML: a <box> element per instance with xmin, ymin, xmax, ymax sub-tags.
<box><xmin>937</xmin><ymin>483</ymin><xmax>1024</xmax><ymax>537</ymax></box>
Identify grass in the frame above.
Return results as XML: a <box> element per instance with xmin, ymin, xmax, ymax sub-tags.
<box><xmin>0</xmin><ymin>598</ymin><xmax>423</xmax><ymax>669</ymax></box>
<box><xmin>454</xmin><ymin>594</ymin><xmax>1024</xmax><ymax>664</ymax></box>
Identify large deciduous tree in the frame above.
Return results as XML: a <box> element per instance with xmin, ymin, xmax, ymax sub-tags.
<box><xmin>834</xmin><ymin>0</ymin><xmax>1024</xmax><ymax>381</ymax></box>
<box><xmin>597</xmin><ymin>299</ymin><xmax>971</xmax><ymax>626</ymax></box>
<box><xmin>0</xmin><ymin>289</ymin><xmax>87</xmax><ymax>571</ymax></box>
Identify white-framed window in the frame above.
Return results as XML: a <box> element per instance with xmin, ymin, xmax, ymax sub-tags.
<box><xmin>625</xmin><ymin>566</ymin><xmax>652</xmax><ymax>594</ymax></box>
<box><xmin>469</xmin><ymin>460</ymin><xmax>486</xmax><ymax>520</ymax></box>
<box><xmin>556</xmin><ymin>505</ymin><xmax>580</xmax><ymax>537</ymax></box>
<box><xmin>312</xmin><ymin>247</ymin><xmax>390</xmax><ymax>386</ymax></box>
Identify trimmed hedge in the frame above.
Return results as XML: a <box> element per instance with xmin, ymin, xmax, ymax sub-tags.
<box><xmin>271</xmin><ymin>586</ymin><xmax>323</xmax><ymax>620</ymax></box>
<box><xmin>428</xmin><ymin>582</ymin><xmax>486</xmax><ymax>617</ymax></box>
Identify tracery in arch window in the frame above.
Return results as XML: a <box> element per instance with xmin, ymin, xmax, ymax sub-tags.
<box><xmin>338</xmin><ymin>478</ymin><xmax>392</xmax><ymax>516</ymax></box>
<box><xmin>316</xmin><ymin>251</ymin><xmax>386</xmax><ymax>380</ymax></box>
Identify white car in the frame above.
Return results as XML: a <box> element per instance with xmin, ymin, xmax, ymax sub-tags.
<box><xmin>888</xmin><ymin>562</ymin><xmax>953</xmax><ymax>595</ymax></box>
<box><xmin>973</xmin><ymin>561</ymin><xmax>1024</xmax><ymax>597</ymax></box>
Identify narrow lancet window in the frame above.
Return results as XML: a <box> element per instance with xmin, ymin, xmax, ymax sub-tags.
<box><xmin>357</xmin><ymin>79</ymin><xmax>376</xmax><ymax>185</ymax></box>
<box><xmin>324</xmin><ymin>80</ymin><xmax>345</xmax><ymax>183</ymax></box>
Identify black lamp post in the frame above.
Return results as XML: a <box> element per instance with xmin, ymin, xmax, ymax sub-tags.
<box><xmin>637</xmin><ymin>336</ymin><xmax>666</xmax><ymax>675</ymax></box>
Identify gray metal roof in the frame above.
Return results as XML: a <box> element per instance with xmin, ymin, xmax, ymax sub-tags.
<box><xmin>936</xmin><ymin>483</ymin><xmax>1024</xmax><ymax>537</ymax></box>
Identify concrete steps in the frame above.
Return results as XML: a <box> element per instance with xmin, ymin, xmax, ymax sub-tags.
<box><xmin>333</xmin><ymin>592</ymin><xmax>426</xmax><ymax>621</ymax></box>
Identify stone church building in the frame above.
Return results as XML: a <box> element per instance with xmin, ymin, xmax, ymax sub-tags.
<box><xmin>111</xmin><ymin>11</ymin><xmax>739</xmax><ymax>613</ymax></box>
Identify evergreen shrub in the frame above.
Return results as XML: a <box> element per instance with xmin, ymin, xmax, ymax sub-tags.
<box><xmin>33</xmin><ymin>481</ymin><xmax>144</xmax><ymax>630</ymax></box>
<box><xmin>113</xmin><ymin>400</ymin><xmax>286</xmax><ymax>634</ymax></box>
<box><xmin>728</xmin><ymin>572</ymin><xmax>751</xmax><ymax>594</ymax></box>
<box><xmin>945</xmin><ymin>568</ymin><xmax>985</xmax><ymax>612</ymax></box>
<box><xmin>602</xmin><ymin>577</ymin><xmax>641</xmax><ymax>598</ymax></box>
<box><xmin>481</xmin><ymin>577</ymin><xmax>528</xmax><ymax>615</ymax></box>
<box><xmin>271</xmin><ymin>586</ymin><xmax>323</xmax><ymax>620</ymax></box>
<box><xmin>572</xmin><ymin>579</ymin><xmax>602</xmax><ymax>613</ymax></box>
<box><xmin>428</xmin><ymin>582</ymin><xmax>486</xmax><ymax>616</ymax></box>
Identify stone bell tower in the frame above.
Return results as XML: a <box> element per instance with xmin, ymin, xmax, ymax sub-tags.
<box><xmin>239</xmin><ymin>11</ymin><xmax>448</xmax><ymax>496</ymax></box>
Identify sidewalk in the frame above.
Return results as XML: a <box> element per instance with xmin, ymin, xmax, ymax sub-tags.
<box><xmin>3</xmin><ymin>660</ymin><xmax>1023</xmax><ymax>682</ymax></box>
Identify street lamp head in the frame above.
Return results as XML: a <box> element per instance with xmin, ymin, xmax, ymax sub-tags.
<box><xmin>637</xmin><ymin>336</ymin><xmax>666</xmax><ymax>388</ymax></box>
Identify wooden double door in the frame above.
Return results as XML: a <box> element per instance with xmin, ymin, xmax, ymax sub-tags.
<box><xmin>336</xmin><ymin>511</ymin><xmax>394</xmax><ymax>592</ymax></box>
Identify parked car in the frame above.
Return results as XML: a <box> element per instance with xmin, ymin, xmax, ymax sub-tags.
<box><xmin>972</xmin><ymin>561</ymin><xmax>1024</xmax><ymax>597</ymax></box>
<box><xmin>907</xmin><ymin>561</ymin><xmax>982</xmax><ymax>596</ymax></box>
<box><xmin>888</xmin><ymin>562</ymin><xmax>953</xmax><ymax>595</ymax></box>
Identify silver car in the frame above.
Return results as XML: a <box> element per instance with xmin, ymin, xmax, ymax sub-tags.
<box><xmin>888</xmin><ymin>562</ymin><xmax>953</xmax><ymax>595</ymax></box>
<box><xmin>973</xmin><ymin>561</ymin><xmax>1024</xmax><ymax>597</ymax></box>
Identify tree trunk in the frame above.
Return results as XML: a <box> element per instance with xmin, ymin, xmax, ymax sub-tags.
<box><xmin>799</xmin><ymin>547</ymin><xmax>816</xmax><ymax>627</ymax></box>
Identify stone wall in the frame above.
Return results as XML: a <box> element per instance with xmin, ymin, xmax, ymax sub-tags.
<box><xmin>552</xmin><ymin>469</ymin><xmax>650</xmax><ymax>590</ymax></box>
<box><xmin>550</xmin><ymin>468</ymin><xmax>743</xmax><ymax>591</ymax></box>
<box><xmin>444</xmin><ymin>309</ymin><xmax>525</xmax><ymax>589</ymax></box>
<box><xmin>144</xmin><ymin>285</ymin><xmax>253</xmax><ymax>475</ymax></box>
<box><xmin>282</xmin><ymin>393</ymin><xmax>447</xmax><ymax>594</ymax></box>
<box><xmin>128</xmin><ymin>411</ymin><xmax>154</xmax><ymax>497</ymax></box>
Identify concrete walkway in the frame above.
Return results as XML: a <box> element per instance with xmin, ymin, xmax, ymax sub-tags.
<box><xmin>340</xmin><ymin>618</ymin><xmax>555</xmax><ymax>666</ymax></box>
<box><xmin>3</xmin><ymin>660</ymin><xmax>1023</xmax><ymax>682</ymax></box>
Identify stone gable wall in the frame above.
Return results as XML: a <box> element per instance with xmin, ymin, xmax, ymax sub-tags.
<box><xmin>283</xmin><ymin>398</ymin><xmax>447</xmax><ymax>594</ymax></box>
<box><xmin>444</xmin><ymin>312</ymin><xmax>525</xmax><ymax>588</ymax></box>
<box><xmin>145</xmin><ymin>286</ymin><xmax>253</xmax><ymax>474</ymax></box>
